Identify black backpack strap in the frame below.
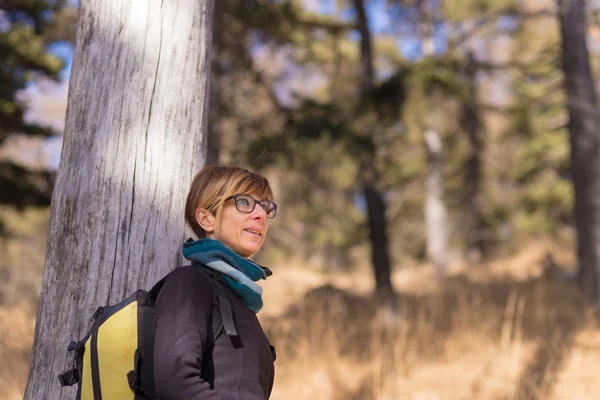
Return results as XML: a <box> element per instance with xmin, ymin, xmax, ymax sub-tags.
<box><xmin>172</xmin><ymin>264</ymin><xmax>240</xmax><ymax>348</ymax></box>
<box><xmin>212</xmin><ymin>278</ymin><xmax>238</xmax><ymax>338</ymax></box>
<box><xmin>127</xmin><ymin>349</ymin><xmax>151</xmax><ymax>399</ymax></box>
<box><xmin>58</xmin><ymin>327</ymin><xmax>92</xmax><ymax>387</ymax></box>
<box><xmin>208</xmin><ymin>271</ymin><xmax>243</xmax><ymax>350</ymax></box>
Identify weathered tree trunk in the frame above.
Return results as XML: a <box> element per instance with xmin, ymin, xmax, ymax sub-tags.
<box><xmin>462</xmin><ymin>51</ymin><xmax>486</xmax><ymax>260</ymax></box>
<box><xmin>418</xmin><ymin>0</ymin><xmax>448</xmax><ymax>273</ymax></box>
<box><xmin>353</xmin><ymin>0</ymin><xmax>374</xmax><ymax>96</ymax></box>
<box><xmin>557</xmin><ymin>0</ymin><xmax>600</xmax><ymax>304</ymax></box>
<box><xmin>24</xmin><ymin>1</ymin><xmax>214</xmax><ymax>398</ymax></box>
<box><xmin>353</xmin><ymin>0</ymin><xmax>395</xmax><ymax>298</ymax></box>
<box><xmin>424</xmin><ymin>129</ymin><xmax>447</xmax><ymax>273</ymax></box>
<box><xmin>364</xmin><ymin>182</ymin><xmax>394</xmax><ymax>298</ymax></box>
<box><xmin>206</xmin><ymin>59</ymin><xmax>220</xmax><ymax>165</ymax></box>
<box><xmin>206</xmin><ymin>0</ymin><xmax>222</xmax><ymax>165</ymax></box>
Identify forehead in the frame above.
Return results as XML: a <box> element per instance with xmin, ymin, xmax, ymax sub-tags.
<box><xmin>239</xmin><ymin>191</ymin><xmax>269</xmax><ymax>201</ymax></box>
<box><xmin>231</xmin><ymin>176</ymin><xmax>273</xmax><ymax>200</ymax></box>
<box><xmin>236</xmin><ymin>190</ymin><xmax>270</xmax><ymax>200</ymax></box>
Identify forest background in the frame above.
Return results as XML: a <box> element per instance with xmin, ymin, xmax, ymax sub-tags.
<box><xmin>3</xmin><ymin>0</ymin><xmax>600</xmax><ymax>399</ymax></box>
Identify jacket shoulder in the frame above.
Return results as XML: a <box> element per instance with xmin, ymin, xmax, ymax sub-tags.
<box><xmin>158</xmin><ymin>265</ymin><xmax>216</xmax><ymax>299</ymax></box>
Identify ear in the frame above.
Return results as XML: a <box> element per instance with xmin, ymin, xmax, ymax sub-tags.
<box><xmin>195</xmin><ymin>208</ymin><xmax>216</xmax><ymax>235</ymax></box>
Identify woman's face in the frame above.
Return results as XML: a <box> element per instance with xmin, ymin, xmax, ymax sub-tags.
<box><xmin>210</xmin><ymin>192</ymin><xmax>270</xmax><ymax>258</ymax></box>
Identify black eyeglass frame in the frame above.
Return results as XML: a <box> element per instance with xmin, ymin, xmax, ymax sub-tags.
<box><xmin>225</xmin><ymin>194</ymin><xmax>278</xmax><ymax>219</ymax></box>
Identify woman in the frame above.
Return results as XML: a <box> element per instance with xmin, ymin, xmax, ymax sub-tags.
<box><xmin>153</xmin><ymin>165</ymin><xmax>277</xmax><ymax>400</ymax></box>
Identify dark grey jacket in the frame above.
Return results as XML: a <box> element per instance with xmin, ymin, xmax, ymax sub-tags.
<box><xmin>153</xmin><ymin>266</ymin><xmax>275</xmax><ymax>399</ymax></box>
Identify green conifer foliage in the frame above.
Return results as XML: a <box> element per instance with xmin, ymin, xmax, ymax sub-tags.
<box><xmin>0</xmin><ymin>1</ymin><xmax>75</xmax><ymax>209</ymax></box>
<box><xmin>505</xmin><ymin>8</ymin><xmax>573</xmax><ymax>240</ymax></box>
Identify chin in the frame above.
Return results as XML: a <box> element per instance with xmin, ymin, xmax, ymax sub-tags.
<box><xmin>239</xmin><ymin>244</ymin><xmax>262</xmax><ymax>258</ymax></box>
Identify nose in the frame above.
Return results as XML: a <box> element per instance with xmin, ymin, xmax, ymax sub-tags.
<box><xmin>251</xmin><ymin>205</ymin><xmax>267</xmax><ymax>220</ymax></box>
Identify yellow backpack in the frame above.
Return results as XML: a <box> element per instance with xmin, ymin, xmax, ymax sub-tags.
<box><xmin>58</xmin><ymin>267</ymin><xmax>239</xmax><ymax>400</ymax></box>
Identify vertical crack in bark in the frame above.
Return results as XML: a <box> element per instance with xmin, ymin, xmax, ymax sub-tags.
<box><xmin>128</xmin><ymin>157</ymin><xmax>137</xmax><ymax>243</ymax></box>
<box><xmin>109</xmin><ymin>212</ymin><xmax>121</xmax><ymax>304</ymax></box>
<box><xmin>144</xmin><ymin>3</ymin><xmax>164</xmax><ymax>164</ymax></box>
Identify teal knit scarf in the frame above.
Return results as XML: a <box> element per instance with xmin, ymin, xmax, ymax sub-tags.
<box><xmin>182</xmin><ymin>238</ymin><xmax>269</xmax><ymax>313</ymax></box>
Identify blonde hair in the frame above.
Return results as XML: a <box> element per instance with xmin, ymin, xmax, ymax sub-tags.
<box><xmin>185</xmin><ymin>165</ymin><xmax>274</xmax><ymax>238</ymax></box>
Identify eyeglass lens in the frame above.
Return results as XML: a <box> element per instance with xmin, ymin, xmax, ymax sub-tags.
<box><xmin>234</xmin><ymin>195</ymin><xmax>277</xmax><ymax>218</ymax></box>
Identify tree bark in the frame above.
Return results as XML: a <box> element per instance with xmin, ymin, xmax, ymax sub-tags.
<box><xmin>206</xmin><ymin>0</ymin><xmax>221</xmax><ymax>165</ymax></box>
<box><xmin>353</xmin><ymin>0</ymin><xmax>374</xmax><ymax>95</ymax></box>
<box><xmin>424</xmin><ymin>129</ymin><xmax>447</xmax><ymax>273</ymax></box>
<box><xmin>364</xmin><ymin>183</ymin><xmax>394</xmax><ymax>298</ymax></box>
<box><xmin>418</xmin><ymin>0</ymin><xmax>448</xmax><ymax>273</ymax></box>
<box><xmin>462</xmin><ymin>50</ymin><xmax>486</xmax><ymax>260</ymax></box>
<box><xmin>353</xmin><ymin>0</ymin><xmax>395</xmax><ymax>298</ymax></box>
<box><xmin>557</xmin><ymin>0</ymin><xmax>600</xmax><ymax>304</ymax></box>
<box><xmin>24</xmin><ymin>1</ymin><xmax>214</xmax><ymax>398</ymax></box>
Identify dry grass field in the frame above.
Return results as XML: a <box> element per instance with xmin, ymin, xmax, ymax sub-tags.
<box><xmin>2</xmin><ymin>207</ymin><xmax>600</xmax><ymax>400</ymax></box>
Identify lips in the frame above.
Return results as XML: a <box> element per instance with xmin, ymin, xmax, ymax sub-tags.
<box><xmin>244</xmin><ymin>228</ymin><xmax>262</xmax><ymax>236</ymax></box>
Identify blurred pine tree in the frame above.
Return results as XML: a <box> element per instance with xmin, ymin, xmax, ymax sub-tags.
<box><xmin>0</xmin><ymin>0</ymin><xmax>75</xmax><ymax>209</ymax></box>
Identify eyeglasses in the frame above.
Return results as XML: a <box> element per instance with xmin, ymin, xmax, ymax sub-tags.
<box><xmin>226</xmin><ymin>194</ymin><xmax>277</xmax><ymax>219</ymax></box>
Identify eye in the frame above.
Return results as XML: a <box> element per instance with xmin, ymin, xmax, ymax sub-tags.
<box><xmin>259</xmin><ymin>201</ymin><xmax>270</xmax><ymax>212</ymax></box>
<box><xmin>236</xmin><ymin>197</ymin><xmax>251</xmax><ymax>207</ymax></box>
